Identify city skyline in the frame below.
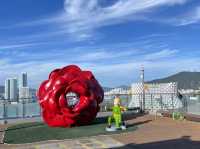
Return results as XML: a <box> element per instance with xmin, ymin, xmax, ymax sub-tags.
<box><xmin>0</xmin><ymin>0</ymin><xmax>200</xmax><ymax>88</ymax></box>
<box><xmin>4</xmin><ymin>72</ymin><xmax>31</xmax><ymax>101</ymax></box>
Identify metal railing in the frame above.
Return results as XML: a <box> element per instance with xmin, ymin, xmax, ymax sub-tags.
<box><xmin>101</xmin><ymin>93</ymin><xmax>200</xmax><ymax>115</ymax></box>
<box><xmin>0</xmin><ymin>93</ymin><xmax>199</xmax><ymax>122</ymax></box>
<box><xmin>0</xmin><ymin>101</ymin><xmax>41</xmax><ymax>121</ymax></box>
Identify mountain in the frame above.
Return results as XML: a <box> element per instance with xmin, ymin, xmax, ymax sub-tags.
<box><xmin>102</xmin><ymin>85</ymin><xmax>131</xmax><ymax>93</ymax></box>
<box><xmin>148</xmin><ymin>71</ymin><xmax>200</xmax><ymax>89</ymax></box>
<box><xmin>103</xmin><ymin>87</ymin><xmax>113</xmax><ymax>92</ymax></box>
<box><xmin>116</xmin><ymin>85</ymin><xmax>131</xmax><ymax>90</ymax></box>
<box><xmin>0</xmin><ymin>85</ymin><xmax>122</xmax><ymax>93</ymax></box>
<box><xmin>2</xmin><ymin>71</ymin><xmax>198</xmax><ymax>93</ymax></box>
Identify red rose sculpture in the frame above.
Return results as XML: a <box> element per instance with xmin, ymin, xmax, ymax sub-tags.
<box><xmin>37</xmin><ymin>65</ymin><xmax>104</xmax><ymax>127</ymax></box>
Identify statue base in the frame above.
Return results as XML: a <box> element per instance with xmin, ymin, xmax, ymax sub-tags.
<box><xmin>105</xmin><ymin>125</ymin><xmax>126</xmax><ymax>132</ymax></box>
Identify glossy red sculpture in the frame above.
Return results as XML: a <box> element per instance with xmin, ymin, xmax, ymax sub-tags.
<box><xmin>37</xmin><ymin>65</ymin><xmax>104</xmax><ymax>127</ymax></box>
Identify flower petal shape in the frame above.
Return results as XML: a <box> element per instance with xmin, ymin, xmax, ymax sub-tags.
<box><xmin>37</xmin><ymin>65</ymin><xmax>104</xmax><ymax>127</ymax></box>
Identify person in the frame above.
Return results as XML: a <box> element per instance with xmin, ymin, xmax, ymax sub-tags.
<box><xmin>107</xmin><ymin>95</ymin><xmax>127</xmax><ymax>130</ymax></box>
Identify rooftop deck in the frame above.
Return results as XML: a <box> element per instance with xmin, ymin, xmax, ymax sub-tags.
<box><xmin>0</xmin><ymin>114</ymin><xmax>199</xmax><ymax>149</ymax></box>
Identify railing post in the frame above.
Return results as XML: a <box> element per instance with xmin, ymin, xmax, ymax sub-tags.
<box><xmin>151</xmin><ymin>94</ymin><xmax>153</xmax><ymax>111</ymax></box>
<box><xmin>16</xmin><ymin>104</ymin><xmax>19</xmax><ymax>118</ymax></box>
<box><xmin>140</xmin><ymin>93</ymin><xmax>142</xmax><ymax>112</ymax></box>
<box><xmin>22</xmin><ymin>98</ymin><xmax>26</xmax><ymax>118</ymax></box>
<box><xmin>185</xmin><ymin>95</ymin><xmax>188</xmax><ymax>113</ymax></box>
<box><xmin>172</xmin><ymin>93</ymin><xmax>174</xmax><ymax>111</ymax></box>
<box><xmin>127</xmin><ymin>94</ymin><xmax>129</xmax><ymax>108</ymax></box>
<box><xmin>3</xmin><ymin>100</ymin><xmax>7</xmax><ymax>124</ymax></box>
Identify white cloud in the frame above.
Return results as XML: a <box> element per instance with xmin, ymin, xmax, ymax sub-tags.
<box><xmin>144</xmin><ymin>49</ymin><xmax>178</xmax><ymax>60</ymax></box>
<box><xmin>64</xmin><ymin>0</ymin><xmax>187</xmax><ymax>20</ymax></box>
<box><xmin>0</xmin><ymin>55</ymin><xmax>200</xmax><ymax>88</ymax></box>
<box><xmin>1</xmin><ymin>0</ymin><xmax>188</xmax><ymax>41</ymax></box>
<box><xmin>177</xmin><ymin>6</ymin><xmax>200</xmax><ymax>26</ymax></box>
<box><xmin>156</xmin><ymin>6</ymin><xmax>200</xmax><ymax>26</ymax></box>
<box><xmin>1</xmin><ymin>47</ymin><xmax>198</xmax><ymax>88</ymax></box>
<box><xmin>0</xmin><ymin>59</ymin><xmax>10</xmax><ymax>66</ymax></box>
<box><xmin>87</xmin><ymin>55</ymin><xmax>200</xmax><ymax>86</ymax></box>
<box><xmin>0</xmin><ymin>42</ymin><xmax>46</xmax><ymax>50</ymax></box>
<box><xmin>62</xmin><ymin>0</ymin><xmax>188</xmax><ymax>34</ymax></box>
<box><xmin>77</xmin><ymin>50</ymin><xmax>139</xmax><ymax>61</ymax></box>
<box><xmin>0</xmin><ymin>60</ymin><xmax>68</xmax><ymax>88</ymax></box>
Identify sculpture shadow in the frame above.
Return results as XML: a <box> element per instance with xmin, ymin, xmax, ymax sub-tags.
<box><xmin>4</xmin><ymin>111</ymin><xmax>149</xmax><ymax>132</ymax></box>
<box><xmin>111</xmin><ymin>136</ymin><xmax>200</xmax><ymax>149</ymax></box>
<box><xmin>122</xmin><ymin>112</ymin><xmax>147</xmax><ymax>121</ymax></box>
<box><xmin>92</xmin><ymin>112</ymin><xmax>151</xmax><ymax>130</ymax></box>
<box><xmin>125</xmin><ymin>120</ymin><xmax>152</xmax><ymax>128</ymax></box>
<box><xmin>5</xmin><ymin>122</ymin><xmax>45</xmax><ymax>132</ymax></box>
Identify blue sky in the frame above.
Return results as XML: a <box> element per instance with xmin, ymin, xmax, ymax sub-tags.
<box><xmin>0</xmin><ymin>0</ymin><xmax>200</xmax><ymax>88</ymax></box>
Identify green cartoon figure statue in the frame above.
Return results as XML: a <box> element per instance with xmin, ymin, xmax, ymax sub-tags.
<box><xmin>106</xmin><ymin>95</ymin><xmax>127</xmax><ymax>131</ymax></box>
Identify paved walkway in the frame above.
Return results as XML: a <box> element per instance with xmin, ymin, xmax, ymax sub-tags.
<box><xmin>0</xmin><ymin>123</ymin><xmax>8</xmax><ymax>144</ymax></box>
<box><xmin>0</xmin><ymin>114</ymin><xmax>200</xmax><ymax>149</ymax></box>
<box><xmin>112</xmin><ymin>115</ymin><xmax>200</xmax><ymax>149</ymax></box>
<box><xmin>0</xmin><ymin>136</ymin><xmax>124</xmax><ymax>149</ymax></box>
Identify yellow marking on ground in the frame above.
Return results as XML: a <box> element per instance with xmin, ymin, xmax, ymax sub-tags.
<box><xmin>92</xmin><ymin>139</ymin><xmax>107</xmax><ymax>148</ymax></box>
<box><xmin>34</xmin><ymin>145</ymin><xmax>41</xmax><ymax>149</ymax></box>
<box><xmin>80</xmin><ymin>143</ymin><xmax>93</xmax><ymax>149</ymax></box>
<box><xmin>59</xmin><ymin>143</ymin><xmax>69</xmax><ymax>149</ymax></box>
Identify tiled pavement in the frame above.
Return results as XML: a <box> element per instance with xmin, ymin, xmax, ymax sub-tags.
<box><xmin>1</xmin><ymin>136</ymin><xmax>125</xmax><ymax>149</ymax></box>
<box><xmin>0</xmin><ymin>112</ymin><xmax>131</xmax><ymax>149</ymax></box>
<box><xmin>0</xmin><ymin>124</ymin><xmax>7</xmax><ymax>144</ymax></box>
<box><xmin>1</xmin><ymin>114</ymin><xmax>200</xmax><ymax>149</ymax></box>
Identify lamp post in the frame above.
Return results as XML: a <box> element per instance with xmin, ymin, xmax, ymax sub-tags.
<box><xmin>140</xmin><ymin>66</ymin><xmax>145</xmax><ymax>112</ymax></box>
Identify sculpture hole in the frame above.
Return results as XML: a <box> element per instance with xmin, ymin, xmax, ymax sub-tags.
<box><xmin>65</xmin><ymin>92</ymin><xmax>79</xmax><ymax>108</ymax></box>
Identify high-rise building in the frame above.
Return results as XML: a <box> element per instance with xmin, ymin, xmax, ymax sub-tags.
<box><xmin>19</xmin><ymin>72</ymin><xmax>30</xmax><ymax>100</ymax></box>
<box><xmin>29</xmin><ymin>88</ymin><xmax>37</xmax><ymax>101</ymax></box>
<box><xmin>19</xmin><ymin>87</ymin><xmax>30</xmax><ymax>99</ymax></box>
<box><xmin>20</xmin><ymin>72</ymin><xmax>28</xmax><ymax>87</ymax></box>
<box><xmin>4</xmin><ymin>78</ymin><xmax>18</xmax><ymax>102</ymax></box>
<box><xmin>5</xmin><ymin>79</ymin><xmax>10</xmax><ymax>100</ymax></box>
<box><xmin>10</xmin><ymin>78</ymin><xmax>18</xmax><ymax>102</ymax></box>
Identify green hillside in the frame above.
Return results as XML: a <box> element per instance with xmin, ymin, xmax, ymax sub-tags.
<box><xmin>148</xmin><ymin>71</ymin><xmax>200</xmax><ymax>89</ymax></box>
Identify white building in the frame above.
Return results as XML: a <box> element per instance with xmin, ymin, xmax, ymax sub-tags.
<box><xmin>5</xmin><ymin>79</ymin><xmax>10</xmax><ymax>100</ymax></box>
<box><xmin>19</xmin><ymin>72</ymin><xmax>30</xmax><ymax>100</ymax></box>
<box><xmin>9</xmin><ymin>78</ymin><xmax>18</xmax><ymax>102</ymax></box>
<box><xmin>129</xmin><ymin>82</ymin><xmax>183</xmax><ymax>111</ymax></box>
<box><xmin>5</xmin><ymin>78</ymin><xmax>18</xmax><ymax>102</ymax></box>
<box><xmin>19</xmin><ymin>72</ymin><xmax>27</xmax><ymax>87</ymax></box>
<box><xmin>104</xmin><ymin>88</ymin><xmax>130</xmax><ymax>96</ymax></box>
<box><xmin>19</xmin><ymin>87</ymin><xmax>30</xmax><ymax>99</ymax></box>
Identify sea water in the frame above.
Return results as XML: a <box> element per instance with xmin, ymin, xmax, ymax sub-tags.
<box><xmin>0</xmin><ymin>102</ymin><xmax>41</xmax><ymax>119</ymax></box>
